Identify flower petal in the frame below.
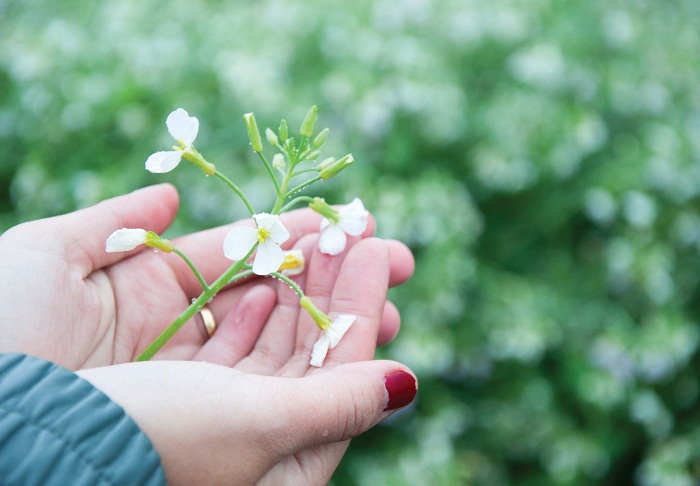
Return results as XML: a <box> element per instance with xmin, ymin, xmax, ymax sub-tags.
<box><xmin>145</xmin><ymin>150</ymin><xmax>183</xmax><ymax>173</ymax></box>
<box><xmin>254</xmin><ymin>213</ymin><xmax>290</xmax><ymax>244</ymax></box>
<box><xmin>338</xmin><ymin>198</ymin><xmax>369</xmax><ymax>236</ymax></box>
<box><xmin>223</xmin><ymin>226</ymin><xmax>258</xmax><ymax>261</ymax></box>
<box><xmin>310</xmin><ymin>334</ymin><xmax>331</xmax><ymax>367</ymax></box>
<box><xmin>318</xmin><ymin>224</ymin><xmax>347</xmax><ymax>256</ymax></box>
<box><xmin>278</xmin><ymin>249</ymin><xmax>305</xmax><ymax>276</ymax></box>
<box><xmin>166</xmin><ymin>108</ymin><xmax>199</xmax><ymax>146</ymax></box>
<box><xmin>326</xmin><ymin>314</ymin><xmax>356</xmax><ymax>348</ymax></box>
<box><xmin>106</xmin><ymin>228</ymin><xmax>147</xmax><ymax>252</ymax></box>
<box><xmin>252</xmin><ymin>239</ymin><xmax>285</xmax><ymax>275</ymax></box>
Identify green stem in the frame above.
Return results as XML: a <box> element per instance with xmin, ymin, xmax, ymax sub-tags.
<box><xmin>270</xmin><ymin>271</ymin><xmax>305</xmax><ymax>298</ymax></box>
<box><xmin>284</xmin><ymin>176</ymin><xmax>322</xmax><ymax>200</ymax></box>
<box><xmin>271</xmin><ymin>168</ymin><xmax>294</xmax><ymax>214</ymax></box>
<box><xmin>136</xmin><ymin>245</ymin><xmax>257</xmax><ymax>361</ymax></box>
<box><xmin>227</xmin><ymin>269</ymin><xmax>253</xmax><ymax>285</ymax></box>
<box><xmin>257</xmin><ymin>152</ymin><xmax>281</xmax><ymax>195</ymax></box>
<box><xmin>173</xmin><ymin>248</ymin><xmax>209</xmax><ymax>292</ymax></box>
<box><xmin>291</xmin><ymin>168</ymin><xmax>320</xmax><ymax>176</ymax></box>
<box><xmin>278</xmin><ymin>196</ymin><xmax>314</xmax><ymax>214</ymax></box>
<box><xmin>214</xmin><ymin>170</ymin><xmax>255</xmax><ymax>215</ymax></box>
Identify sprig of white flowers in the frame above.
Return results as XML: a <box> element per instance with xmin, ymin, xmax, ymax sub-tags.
<box><xmin>106</xmin><ymin>106</ymin><xmax>367</xmax><ymax>366</ymax></box>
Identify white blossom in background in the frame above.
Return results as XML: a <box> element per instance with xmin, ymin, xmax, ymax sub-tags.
<box><xmin>223</xmin><ymin>213</ymin><xmax>290</xmax><ymax>275</ymax></box>
<box><xmin>145</xmin><ymin>108</ymin><xmax>199</xmax><ymax>173</ymax></box>
<box><xmin>318</xmin><ymin>198</ymin><xmax>369</xmax><ymax>255</ymax></box>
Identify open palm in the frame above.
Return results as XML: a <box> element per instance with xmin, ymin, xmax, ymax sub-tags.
<box><xmin>0</xmin><ymin>183</ymin><xmax>416</xmax><ymax>484</ymax></box>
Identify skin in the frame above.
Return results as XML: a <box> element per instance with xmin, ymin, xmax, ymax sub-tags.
<box><xmin>0</xmin><ymin>183</ymin><xmax>416</xmax><ymax>485</ymax></box>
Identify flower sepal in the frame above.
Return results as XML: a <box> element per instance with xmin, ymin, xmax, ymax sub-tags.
<box><xmin>309</xmin><ymin>197</ymin><xmax>340</xmax><ymax>223</ymax></box>
<box><xmin>181</xmin><ymin>146</ymin><xmax>216</xmax><ymax>175</ymax></box>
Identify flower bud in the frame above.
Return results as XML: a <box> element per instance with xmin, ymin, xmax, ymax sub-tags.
<box><xmin>243</xmin><ymin>113</ymin><xmax>263</xmax><ymax>152</ymax></box>
<box><xmin>312</xmin><ymin>128</ymin><xmax>329</xmax><ymax>148</ymax></box>
<box><xmin>272</xmin><ymin>153</ymin><xmax>285</xmax><ymax>170</ymax></box>
<box><xmin>317</xmin><ymin>157</ymin><xmax>335</xmax><ymax>170</ymax></box>
<box><xmin>319</xmin><ymin>153</ymin><xmax>354</xmax><ymax>180</ymax></box>
<box><xmin>279</xmin><ymin>119</ymin><xmax>289</xmax><ymax>141</ymax></box>
<box><xmin>305</xmin><ymin>149</ymin><xmax>321</xmax><ymax>161</ymax></box>
<box><xmin>265</xmin><ymin>128</ymin><xmax>279</xmax><ymax>147</ymax></box>
<box><xmin>300</xmin><ymin>105</ymin><xmax>318</xmax><ymax>138</ymax></box>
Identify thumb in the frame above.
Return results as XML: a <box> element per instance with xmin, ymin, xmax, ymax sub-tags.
<box><xmin>271</xmin><ymin>361</ymin><xmax>417</xmax><ymax>453</ymax></box>
<box><xmin>12</xmin><ymin>183</ymin><xmax>180</xmax><ymax>276</ymax></box>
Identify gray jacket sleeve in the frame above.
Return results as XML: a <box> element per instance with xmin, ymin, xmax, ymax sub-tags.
<box><xmin>0</xmin><ymin>353</ymin><xmax>167</xmax><ymax>486</ymax></box>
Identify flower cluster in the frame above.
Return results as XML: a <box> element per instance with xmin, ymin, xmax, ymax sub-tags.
<box><xmin>106</xmin><ymin>107</ymin><xmax>367</xmax><ymax>366</ymax></box>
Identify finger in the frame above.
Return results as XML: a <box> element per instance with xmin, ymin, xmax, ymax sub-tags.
<box><xmin>12</xmin><ymin>184</ymin><xmax>179</xmax><ymax>277</ymax></box>
<box><xmin>377</xmin><ymin>301</ymin><xmax>401</xmax><ymax>347</ymax></box>
<box><xmin>386</xmin><ymin>239</ymin><xmax>415</xmax><ymax>288</ymax></box>
<box><xmin>234</xmin><ymin>235</ymin><xmax>317</xmax><ymax>375</ymax></box>
<box><xmin>165</xmin><ymin>210</ymin><xmax>377</xmax><ymax>300</ymax></box>
<box><xmin>193</xmin><ymin>285</ymin><xmax>277</xmax><ymax>366</ymax></box>
<box><xmin>263</xmin><ymin>361</ymin><xmax>417</xmax><ymax>457</ymax></box>
<box><xmin>280</xmin><ymin>237</ymin><xmax>390</xmax><ymax>375</ymax></box>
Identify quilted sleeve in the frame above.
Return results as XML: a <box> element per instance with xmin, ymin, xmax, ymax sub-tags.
<box><xmin>0</xmin><ymin>353</ymin><xmax>166</xmax><ymax>486</ymax></box>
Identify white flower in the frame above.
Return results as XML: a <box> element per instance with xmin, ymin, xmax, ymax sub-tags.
<box><xmin>223</xmin><ymin>213</ymin><xmax>290</xmax><ymax>275</ymax></box>
<box><xmin>105</xmin><ymin>228</ymin><xmax>173</xmax><ymax>253</ymax></box>
<box><xmin>145</xmin><ymin>108</ymin><xmax>199</xmax><ymax>173</ymax></box>
<box><xmin>106</xmin><ymin>228</ymin><xmax>147</xmax><ymax>252</ymax></box>
<box><xmin>318</xmin><ymin>198</ymin><xmax>369</xmax><ymax>256</ymax></box>
<box><xmin>309</xmin><ymin>314</ymin><xmax>356</xmax><ymax>367</ymax></box>
<box><xmin>278</xmin><ymin>249</ymin><xmax>305</xmax><ymax>276</ymax></box>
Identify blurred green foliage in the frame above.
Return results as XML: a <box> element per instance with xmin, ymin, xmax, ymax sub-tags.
<box><xmin>3</xmin><ymin>0</ymin><xmax>700</xmax><ymax>484</ymax></box>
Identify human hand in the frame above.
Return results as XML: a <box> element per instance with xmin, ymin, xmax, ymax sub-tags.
<box><xmin>0</xmin><ymin>183</ymin><xmax>413</xmax><ymax>370</ymax></box>
<box><xmin>0</xmin><ymin>184</ymin><xmax>417</xmax><ymax>484</ymax></box>
<box><xmin>76</xmin><ymin>234</ymin><xmax>417</xmax><ymax>485</ymax></box>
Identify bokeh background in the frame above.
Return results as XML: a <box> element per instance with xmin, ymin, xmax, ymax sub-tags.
<box><xmin>3</xmin><ymin>0</ymin><xmax>700</xmax><ymax>484</ymax></box>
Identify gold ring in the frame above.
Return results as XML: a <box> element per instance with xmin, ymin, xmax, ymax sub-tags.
<box><xmin>199</xmin><ymin>306</ymin><xmax>217</xmax><ymax>338</ymax></box>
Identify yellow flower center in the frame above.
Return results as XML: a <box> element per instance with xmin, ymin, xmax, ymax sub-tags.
<box><xmin>257</xmin><ymin>228</ymin><xmax>270</xmax><ymax>243</ymax></box>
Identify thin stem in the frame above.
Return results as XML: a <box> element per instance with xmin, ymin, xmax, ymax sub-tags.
<box><xmin>271</xmin><ymin>168</ymin><xmax>294</xmax><ymax>214</ymax></box>
<box><xmin>214</xmin><ymin>170</ymin><xmax>255</xmax><ymax>215</ymax></box>
<box><xmin>291</xmin><ymin>168</ymin><xmax>320</xmax><ymax>176</ymax></box>
<box><xmin>284</xmin><ymin>176</ymin><xmax>322</xmax><ymax>200</ymax></box>
<box><xmin>278</xmin><ymin>196</ymin><xmax>314</xmax><ymax>214</ymax></box>
<box><xmin>227</xmin><ymin>269</ymin><xmax>253</xmax><ymax>285</ymax></box>
<box><xmin>136</xmin><ymin>245</ymin><xmax>257</xmax><ymax>361</ymax></box>
<box><xmin>173</xmin><ymin>248</ymin><xmax>209</xmax><ymax>292</ymax></box>
<box><xmin>270</xmin><ymin>272</ymin><xmax>305</xmax><ymax>298</ymax></box>
<box><xmin>257</xmin><ymin>152</ymin><xmax>281</xmax><ymax>194</ymax></box>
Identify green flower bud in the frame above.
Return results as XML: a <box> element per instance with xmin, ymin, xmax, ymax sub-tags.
<box><xmin>243</xmin><ymin>113</ymin><xmax>263</xmax><ymax>153</ymax></box>
<box><xmin>279</xmin><ymin>119</ymin><xmax>289</xmax><ymax>141</ymax></box>
<box><xmin>265</xmin><ymin>128</ymin><xmax>279</xmax><ymax>147</ymax></box>
<box><xmin>272</xmin><ymin>153</ymin><xmax>285</xmax><ymax>170</ymax></box>
<box><xmin>319</xmin><ymin>153</ymin><xmax>354</xmax><ymax>180</ymax></box>
<box><xmin>300</xmin><ymin>105</ymin><xmax>318</xmax><ymax>138</ymax></box>
<box><xmin>317</xmin><ymin>157</ymin><xmax>335</xmax><ymax>170</ymax></box>
<box><xmin>313</xmin><ymin>128</ymin><xmax>329</xmax><ymax>148</ymax></box>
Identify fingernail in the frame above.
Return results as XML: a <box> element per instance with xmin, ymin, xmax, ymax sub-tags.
<box><xmin>384</xmin><ymin>371</ymin><xmax>417</xmax><ymax>411</ymax></box>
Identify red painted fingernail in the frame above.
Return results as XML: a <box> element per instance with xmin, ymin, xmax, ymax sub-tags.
<box><xmin>384</xmin><ymin>371</ymin><xmax>417</xmax><ymax>411</ymax></box>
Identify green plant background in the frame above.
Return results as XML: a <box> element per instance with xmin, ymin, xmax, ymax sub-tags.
<box><xmin>3</xmin><ymin>0</ymin><xmax>700</xmax><ymax>484</ymax></box>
